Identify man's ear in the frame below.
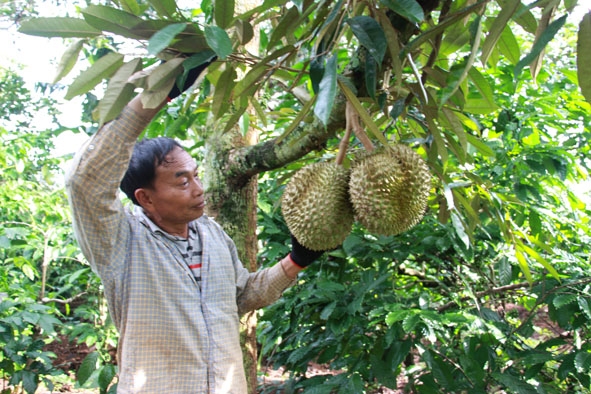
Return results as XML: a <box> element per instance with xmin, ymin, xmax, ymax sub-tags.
<box><xmin>134</xmin><ymin>188</ymin><xmax>152</xmax><ymax>210</ymax></box>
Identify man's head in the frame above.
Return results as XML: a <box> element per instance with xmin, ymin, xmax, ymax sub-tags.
<box><xmin>121</xmin><ymin>137</ymin><xmax>206</xmax><ymax>236</ymax></box>
<box><xmin>121</xmin><ymin>137</ymin><xmax>182</xmax><ymax>205</ymax></box>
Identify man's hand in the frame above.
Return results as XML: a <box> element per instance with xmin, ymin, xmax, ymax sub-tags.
<box><xmin>168</xmin><ymin>54</ymin><xmax>217</xmax><ymax>100</ymax></box>
<box><xmin>289</xmin><ymin>234</ymin><xmax>325</xmax><ymax>268</ymax></box>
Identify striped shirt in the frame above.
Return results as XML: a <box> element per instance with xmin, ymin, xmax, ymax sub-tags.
<box><xmin>65</xmin><ymin>106</ymin><xmax>295</xmax><ymax>393</ymax></box>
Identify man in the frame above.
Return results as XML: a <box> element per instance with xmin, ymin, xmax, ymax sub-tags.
<box><xmin>65</xmin><ymin>60</ymin><xmax>323</xmax><ymax>393</ymax></box>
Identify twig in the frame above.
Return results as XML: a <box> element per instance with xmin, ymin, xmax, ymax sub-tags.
<box><xmin>42</xmin><ymin>292</ymin><xmax>88</xmax><ymax>305</ymax></box>
<box><xmin>437</xmin><ymin>281</ymin><xmax>538</xmax><ymax>312</ymax></box>
<box><xmin>346</xmin><ymin>100</ymin><xmax>374</xmax><ymax>152</ymax></box>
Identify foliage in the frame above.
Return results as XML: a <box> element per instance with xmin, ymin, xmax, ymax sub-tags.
<box><xmin>0</xmin><ymin>68</ymin><xmax>115</xmax><ymax>393</ymax></box>
<box><xmin>254</xmin><ymin>13</ymin><xmax>591</xmax><ymax>391</ymax></box>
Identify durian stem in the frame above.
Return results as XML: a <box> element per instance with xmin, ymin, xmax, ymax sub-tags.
<box><xmin>346</xmin><ymin>100</ymin><xmax>375</xmax><ymax>152</ymax></box>
<box><xmin>336</xmin><ymin>118</ymin><xmax>352</xmax><ymax>165</ymax></box>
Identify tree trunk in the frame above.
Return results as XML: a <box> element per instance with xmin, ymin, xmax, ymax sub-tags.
<box><xmin>203</xmin><ymin>2</ymin><xmax>262</xmax><ymax>391</ymax></box>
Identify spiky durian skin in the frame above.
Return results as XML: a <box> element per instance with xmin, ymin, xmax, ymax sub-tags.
<box><xmin>281</xmin><ymin>162</ymin><xmax>354</xmax><ymax>251</ymax></box>
<box><xmin>349</xmin><ymin>145</ymin><xmax>431</xmax><ymax>235</ymax></box>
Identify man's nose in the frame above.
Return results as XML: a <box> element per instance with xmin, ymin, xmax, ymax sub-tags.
<box><xmin>191</xmin><ymin>177</ymin><xmax>203</xmax><ymax>195</ymax></box>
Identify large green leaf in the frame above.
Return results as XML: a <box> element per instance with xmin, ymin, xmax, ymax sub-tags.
<box><xmin>98</xmin><ymin>58</ymin><xmax>143</xmax><ymax>126</ymax></box>
<box><xmin>130</xmin><ymin>19</ymin><xmax>199</xmax><ymax>40</ymax></box>
<box><xmin>577</xmin><ymin>12</ymin><xmax>591</xmax><ymax>105</ymax></box>
<box><xmin>346</xmin><ymin>16</ymin><xmax>387</xmax><ymax>64</ymax></box>
<box><xmin>120</xmin><ymin>0</ymin><xmax>141</xmax><ymax>15</ymax></box>
<box><xmin>18</xmin><ymin>17</ymin><xmax>101</xmax><ymax>38</ymax></box>
<box><xmin>514</xmin><ymin>14</ymin><xmax>566</xmax><ymax>80</ymax></box>
<box><xmin>530</xmin><ymin>4</ymin><xmax>556</xmax><ymax>83</ymax></box>
<box><xmin>268</xmin><ymin>7</ymin><xmax>300</xmax><ymax>49</ymax></box>
<box><xmin>233</xmin><ymin>63</ymin><xmax>268</xmax><ymax>99</ymax></box>
<box><xmin>65</xmin><ymin>52</ymin><xmax>124</xmax><ymax>100</ymax></box>
<box><xmin>497</xmin><ymin>26</ymin><xmax>520</xmax><ymax>65</ymax></box>
<box><xmin>53</xmin><ymin>39</ymin><xmax>85</xmax><ymax>84</ymax></box>
<box><xmin>81</xmin><ymin>5</ymin><xmax>145</xmax><ymax>40</ymax></box>
<box><xmin>211</xmin><ymin>66</ymin><xmax>237</xmax><ymax>119</ymax></box>
<box><xmin>205</xmin><ymin>25</ymin><xmax>233</xmax><ymax>60</ymax></box>
<box><xmin>379</xmin><ymin>0</ymin><xmax>424</xmax><ymax>24</ymax></box>
<box><xmin>499</xmin><ymin>0</ymin><xmax>538</xmax><ymax>34</ymax></box>
<box><xmin>77</xmin><ymin>351</ymin><xmax>99</xmax><ymax>386</ymax></box>
<box><xmin>481</xmin><ymin>0</ymin><xmax>520</xmax><ymax>65</ymax></box>
<box><xmin>147</xmin><ymin>58</ymin><xmax>184</xmax><ymax>92</ymax></box>
<box><xmin>147</xmin><ymin>23</ymin><xmax>187</xmax><ymax>55</ymax></box>
<box><xmin>314</xmin><ymin>54</ymin><xmax>337</xmax><ymax>126</ymax></box>
<box><xmin>147</xmin><ymin>0</ymin><xmax>177</xmax><ymax>18</ymax></box>
<box><xmin>376</xmin><ymin>9</ymin><xmax>402</xmax><ymax>87</ymax></box>
<box><xmin>464</xmin><ymin>67</ymin><xmax>498</xmax><ymax>114</ymax></box>
<box><xmin>403</xmin><ymin>0</ymin><xmax>486</xmax><ymax>57</ymax></box>
<box><xmin>215</xmin><ymin>0</ymin><xmax>235</xmax><ymax>29</ymax></box>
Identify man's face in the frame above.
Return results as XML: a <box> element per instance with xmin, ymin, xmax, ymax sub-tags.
<box><xmin>137</xmin><ymin>147</ymin><xmax>206</xmax><ymax>236</ymax></box>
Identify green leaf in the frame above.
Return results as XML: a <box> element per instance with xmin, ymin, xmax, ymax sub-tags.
<box><xmin>578</xmin><ymin>297</ymin><xmax>591</xmax><ymax>320</ymax></box>
<box><xmin>314</xmin><ymin>54</ymin><xmax>337</xmax><ymax>126</ymax></box>
<box><xmin>553</xmin><ymin>294</ymin><xmax>577</xmax><ymax>309</ymax></box>
<box><xmin>21</xmin><ymin>370</ymin><xmax>38</xmax><ymax>394</ymax></box>
<box><xmin>65</xmin><ymin>52</ymin><xmax>125</xmax><ymax>100</ymax></box>
<box><xmin>451</xmin><ymin>212</ymin><xmax>470</xmax><ymax>248</ymax></box>
<box><xmin>402</xmin><ymin>1</ymin><xmax>484</xmax><ymax>58</ymax></box>
<box><xmin>465</xmin><ymin>133</ymin><xmax>495</xmax><ymax>157</ymax></box>
<box><xmin>234</xmin><ymin>64</ymin><xmax>268</xmax><ymax>98</ymax></box>
<box><xmin>268</xmin><ymin>7</ymin><xmax>300</xmax><ymax>49</ymax></box>
<box><xmin>37</xmin><ymin>314</ymin><xmax>61</xmax><ymax>334</ymax></box>
<box><xmin>53</xmin><ymin>39</ymin><xmax>85</xmax><ymax>84</ymax></box>
<box><xmin>497</xmin><ymin>25</ymin><xmax>521</xmax><ymax>65</ymax></box>
<box><xmin>120</xmin><ymin>0</ymin><xmax>141</xmax><ymax>15</ymax></box>
<box><xmin>502</xmin><ymin>0</ymin><xmax>538</xmax><ymax>34</ymax></box>
<box><xmin>81</xmin><ymin>5</ymin><xmax>145</xmax><ymax>40</ymax></box>
<box><xmin>481</xmin><ymin>0</ymin><xmax>520</xmax><ymax>65</ymax></box>
<box><xmin>183</xmin><ymin>50</ymin><xmax>217</xmax><ymax>71</ymax></box>
<box><xmin>365</xmin><ymin>54</ymin><xmax>377</xmax><ymax>101</ymax></box>
<box><xmin>379</xmin><ymin>0</ymin><xmax>424</xmax><ymax>24</ymax></box>
<box><xmin>98</xmin><ymin>58</ymin><xmax>143</xmax><ymax>125</ymax></box>
<box><xmin>215</xmin><ymin>0</ymin><xmax>234</xmax><ymax>29</ymax></box>
<box><xmin>514</xmin><ymin>14</ymin><xmax>567</xmax><ymax>80</ymax></box>
<box><xmin>18</xmin><ymin>17</ymin><xmax>102</xmax><ymax>38</ymax></box>
<box><xmin>577</xmin><ymin>12</ymin><xmax>591</xmax><ymax>105</ymax></box>
<box><xmin>346</xmin><ymin>16</ymin><xmax>387</xmax><ymax>64</ymax></box>
<box><xmin>204</xmin><ymin>25</ymin><xmax>233</xmax><ymax>60</ymax></box>
<box><xmin>147</xmin><ymin>58</ymin><xmax>184</xmax><ymax>91</ymax></box>
<box><xmin>519</xmin><ymin>243</ymin><xmax>559</xmax><ymax>280</ymax></box>
<box><xmin>320</xmin><ymin>301</ymin><xmax>337</xmax><ymax>320</ymax></box>
<box><xmin>147</xmin><ymin>0</ymin><xmax>177</xmax><ymax>18</ymax></box>
<box><xmin>234</xmin><ymin>19</ymin><xmax>254</xmax><ymax>45</ymax></box>
<box><xmin>77</xmin><ymin>351</ymin><xmax>99</xmax><ymax>386</ymax></box>
<box><xmin>574</xmin><ymin>351</ymin><xmax>591</xmax><ymax>373</ymax></box>
<box><xmin>211</xmin><ymin>66</ymin><xmax>236</xmax><ymax>119</ymax></box>
<box><xmin>466</xmin><ymin>67</ymin><xmax>498</xmax><ymax>113</ymax></box>
<box><xmin>141</xmin><ymin>58</ymin><xmax>183</xmax><ymax>108</ymax></box>
<box><xmin>147</xmin><ymin>23</ymin><xmax>187</xmax><ymax>56</ymax></box>
<box><xmin>515</xmin><ymin>249</ymin><xmax>533</xmax><ymax>283</ymax></box>
<box><xmin>98</xmin><ymin>364</ymin><xmax>117</xmax><ymax>392</ymax></box>
<box><xmin>492</xmin><ymin>371</ymin><xmax>538</xmax><ymax>393</ymax></box>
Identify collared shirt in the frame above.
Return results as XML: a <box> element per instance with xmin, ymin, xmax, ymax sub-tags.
<box><xmin>65</xmin><ymin>106</ymin><xmax>295</xmax><ymax>393</ymax></box>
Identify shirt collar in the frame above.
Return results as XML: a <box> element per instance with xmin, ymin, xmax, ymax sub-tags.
<box><xmin>134</xmin><ymin>206</ymin><xmax>197</xmax><ymax>241</ymax></box>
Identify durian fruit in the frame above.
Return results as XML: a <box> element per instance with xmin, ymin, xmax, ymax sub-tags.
<box><xmin>281</xmin><ymin>162</ymin><xmax>354</xmax><ymax>251</ymax></box>
<box><xmin>349</xmin><ymin>145</ymin><xmax>431</xmax><ymax>235</ymax></box>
